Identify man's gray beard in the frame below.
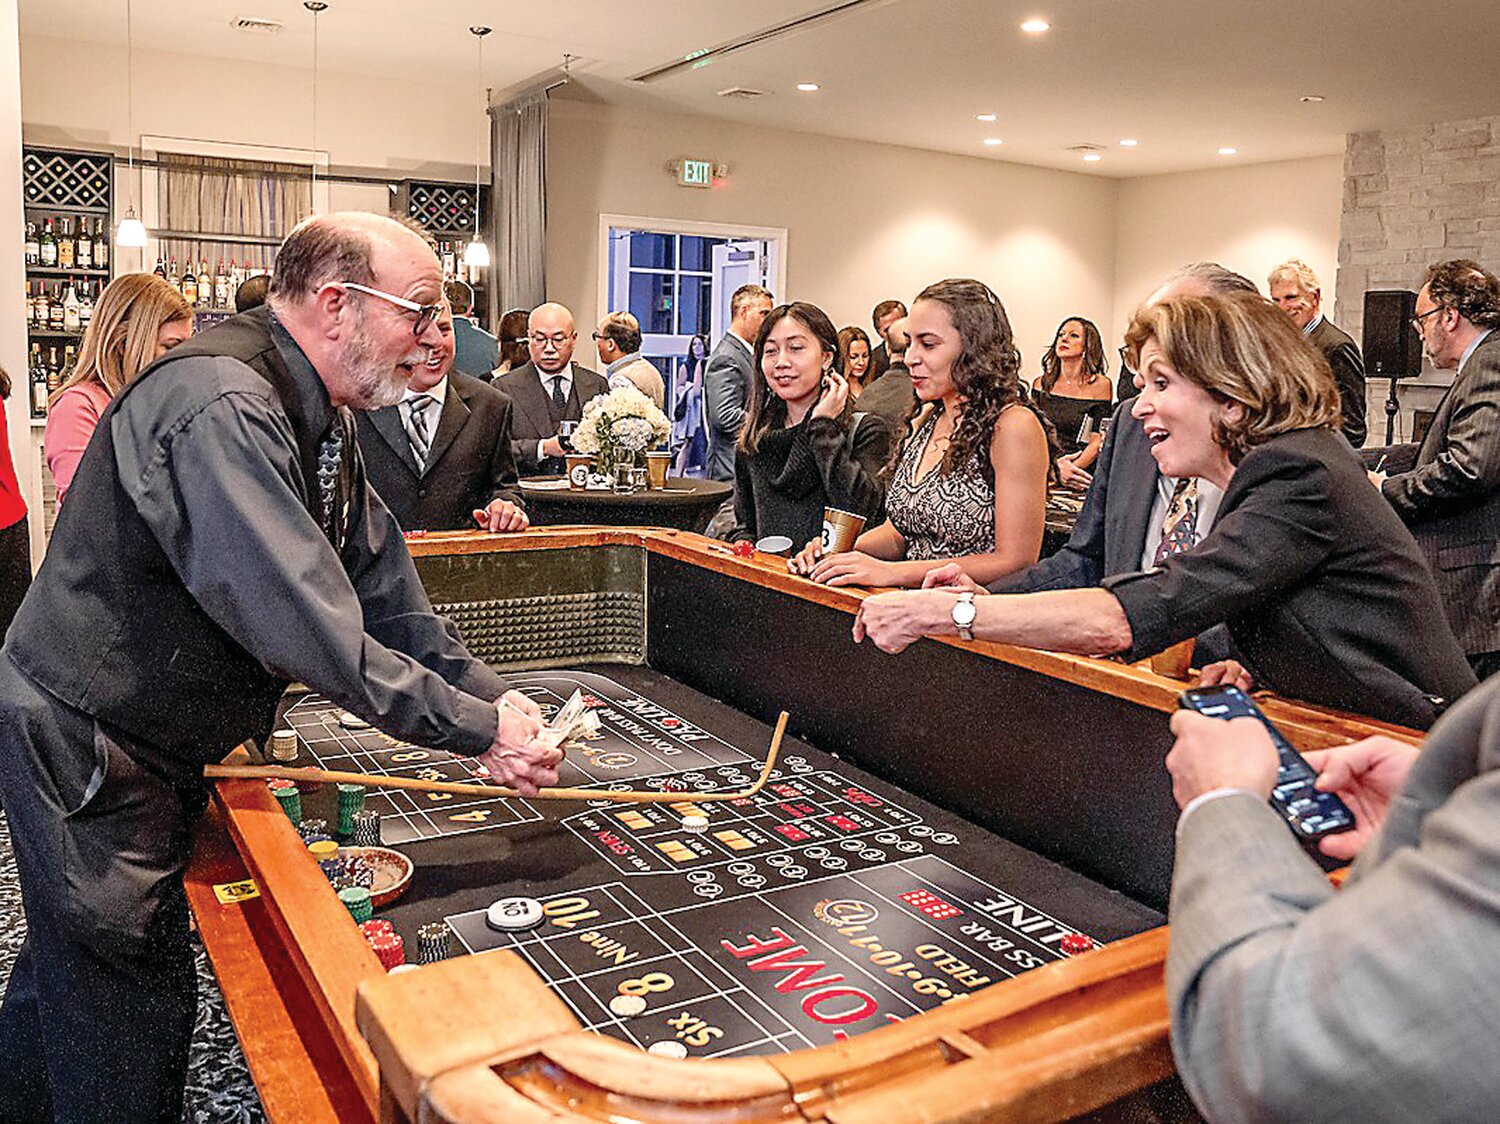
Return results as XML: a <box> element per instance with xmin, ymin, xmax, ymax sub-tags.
<box><xmin>342</xmin><ymin>314</ymin><xmax>418</xmax><ymax>409</ymax></box>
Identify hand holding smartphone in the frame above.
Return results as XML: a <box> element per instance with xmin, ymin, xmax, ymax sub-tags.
<box><xmin>1178</xmin><ymin>685</ymin><xmax>1356</xmax><ymax>843</ymax></box>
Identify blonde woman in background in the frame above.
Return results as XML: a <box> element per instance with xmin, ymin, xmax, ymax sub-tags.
<box><xmin>45</xmin><ymin>274</ymin><xmax>194</xmax><ymax>504</ymax></box>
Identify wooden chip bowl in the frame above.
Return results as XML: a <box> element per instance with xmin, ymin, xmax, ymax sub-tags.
<box><xmin>339</xmin><ymin>846</ymin><xmax>414</xmax><ymax>908</ymax></box>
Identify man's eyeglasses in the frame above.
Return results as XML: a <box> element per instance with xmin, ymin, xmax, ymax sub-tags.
<box><xmin>336</xmin><ymin>282</ymin><xmax>442</xmax><ymax>337</ymax></box>
<box><xmin>1410</xmin><ymin>306</ymin><xmax>1445</xmax><ymax>333</ymax></box>
<box><xmin>527</xmin><ymin>332</ymin><xmax>574</xmax><ymax>348</ymax></box>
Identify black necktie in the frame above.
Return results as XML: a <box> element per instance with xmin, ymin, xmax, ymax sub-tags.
<box><xmin>316</xmin><ymin>416</ymin><xmax>347</xmax><ymax>548</ymax></box>
<box><xmin>550</xmin><ymin>375</ymin><xmax>568</xmax><ymax>415</ymax></box>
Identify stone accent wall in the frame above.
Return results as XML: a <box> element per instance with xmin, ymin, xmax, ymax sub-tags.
<box><xmin>1336</xmin><ymin>115</ymin><xmax>1500</xmax><ymax>343</ymax></box>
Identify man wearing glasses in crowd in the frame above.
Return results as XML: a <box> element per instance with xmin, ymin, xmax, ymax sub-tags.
<box><xmin>1370</xmin><ymin>258</ymin><xmax>1500</xmax><ymax>681</ymax></box>
<box><xmin>0</xmin><ymin>212</ymin><xmax>562</xmax><ymax>1124</ymax></box>
<box><xmin>494</xmin><ymin>301</ymin><xmax>608</xmax><ymax>476</ymax></box>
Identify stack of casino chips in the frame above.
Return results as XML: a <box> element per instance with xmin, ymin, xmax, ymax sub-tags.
<box><xmin>350</xmin><ymin>809</ymin><xmax>381</xmax><ymax>847</ymax></box>
<box><xmin>267</xmin><ymin>728</ymin><xmax>298</xmax><ymax>763</ymax></box>
<box><xmin>336</xmin><ymin>783</ymin><xmax>367</xmax><ymax>836</ymax></box>
<box><xmin>361</xmin><ymin>919</ymin><xmax>405</xmax><ymax>970</ymax></box>
<box><xmin>417</xmin><ymin>922</ymin><xmax>453</xmax><ymax>964</ymax></box>
<box><xmin>268</xmin><ymin>779</ymin><xmax>301</xmax><ymax>823</ymax></box>
<box><xmin>297</xmin><ymin>818</ymin><xmax>329</xmax><ymax>842</ymax></box>
<box><xmin>338</xmin><ymin>885</ymin><xmax>373</xmax><ymax>923</ymax></box>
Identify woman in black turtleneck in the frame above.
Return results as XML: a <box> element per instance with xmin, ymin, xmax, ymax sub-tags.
<box><xmin>728</xmin><ymin>302</ymin><xmax>890</xmax><ymax>547</ymax></box>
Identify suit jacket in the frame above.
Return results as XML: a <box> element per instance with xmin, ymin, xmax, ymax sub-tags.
<box><xmin>1382</xmin><ymin>330</ymin><xmax>1500</xmax><ymax>658</ymax></box>
<box><xmin>493</xmin><ymin>361</ymin><xmax>608</xmax><ymax>475</ymax></box>
<box><xmin>451</xmin><ymin>317</ymin><xmax>500</xmax><ymax>380</ymax></box>
<box><xmin>1307</xmin><ymin>315</ymin><xmax>1368</xmax><ymax>447</ymax></box>
<box><xmin>703</xmin><ymin>333</ymin><xmax>754</xmax><ymax>482</ymax></box>
<box><xmin>1103</xmin><ymin>427</ymin><xmax>1475</xmax><ymax>728</ymax></box>
<box><xmin>1167</xmin><ymin>675</ymin><xmax>1500</xmax><ymax>1123</ymax></box>
<box><xmin>355</xmin><ymin>372</ymin><xmax>523</xmax><ymax>531</ymax></box>
<box><xmin>857</xmin><ymin>363</ymin><xmax>915</xmax><ymax>443</ymax></box>
<box><xmin>867</xmin><ymin>341</ymin><xmax>890</xmax><ymax>383</ymax></box>
<box><xmin>994</xmin><ymin>400</ymin><xmax>1159</xmax><ymax>592</ymax></box>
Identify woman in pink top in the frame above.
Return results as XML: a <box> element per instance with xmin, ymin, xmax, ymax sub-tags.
<box><xmin>45</xmin><ymin>273</ymin><xmax>194</xmax><ymax>503</ymax></box>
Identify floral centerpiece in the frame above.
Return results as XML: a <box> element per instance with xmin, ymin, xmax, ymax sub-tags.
<box><xmin>571</xmin><ymin>384</ymin><xmax>671</xmax><ymax>478</ymax></box>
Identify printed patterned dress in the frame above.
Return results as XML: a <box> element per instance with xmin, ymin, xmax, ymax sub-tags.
<box><xmin>884</xmin><ymin>409</ymin><xmax>995</xmax><ymax>561</ymax></box>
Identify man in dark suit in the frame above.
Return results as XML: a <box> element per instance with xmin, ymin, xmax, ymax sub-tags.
<box><xmin>445</xmin><ymin>279</ymin><xmax>500</xmax><ymax>379</ymax></box>
<box><xmin>703</xmin><ymin>284</ymin><xmax>773</xmax><ymax>483</ymax></box>
<box><xmin>857</xmin><ymin>314</ymin><xmax>915</xmax><ymax>441</ymax></box>
<box><xmin>1269</xmin><ymin>259</ymin><xmax>1367</xmax><ymax>446</ymax></box>
<box><xmin>494</xmin><ymin>302</ymin><xmax>607</xmax><ymax>476</ymax></box>
<box><xmin>865</xmin><ymin>298</ymin><xmax>907</xmax><ymax>384</ymax></box>
<box><xmin>356</xmin><ymin>302</ymin><xmax>527</xmax><ymax>532</ymax></box>
<box><xmin>1376</xmin><ymin>259</ymin><xmax>1500</xmax><ymax>680</ymax></box>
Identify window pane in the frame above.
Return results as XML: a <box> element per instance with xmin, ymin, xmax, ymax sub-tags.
<box><xmin>679</xmin><ymin>235</ymin><xmax>716</xmax><ymax>272</ymax></box>
<box><xmin>628</xmin><ymin>273</ymin><xmax>674</xmax><ymax>334</ymax></box>
<box><xmin>628</xmin><ymin>232</ymin><xmax>675</xmax><ymax>270</ymax></box>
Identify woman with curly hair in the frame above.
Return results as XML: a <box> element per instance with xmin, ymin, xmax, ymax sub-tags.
<box><xmin>728</xmin><ymin>302</ymin><xmax>890</xmax><ymax>547</ymax></box>
<box><xmin>1034</xmin><ymin>316</ymin><xmax>1113</xmax><ymax>489</ymax></box>
<box><xmin>792</xmin><ymin>278</ymin><xmax>1052</xmax><ymax>587</ymax></box>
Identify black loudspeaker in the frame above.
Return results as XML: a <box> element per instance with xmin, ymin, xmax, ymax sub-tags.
<box><xmin>1362</xmin><ymin>289</ymin><xmax>1422</xmax><ymax>378</ymax></box>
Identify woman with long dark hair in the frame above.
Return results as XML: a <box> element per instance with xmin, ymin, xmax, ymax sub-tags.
<box><xmin>493</xmin><ymin>308</ymin><xmax>530</xmax><ymax>378</ymax></box>
<box><xmin>792</xmin><ymin>278</ymin><xmax>1051</xmax><ymax>588</ymax></box>
<box><xmin>672</xmin><ymin>333</ymin><xmax>710</xmax><ymax>476</ymax></box>
<box><xmin>838</xmin><ymin>325</ymin><xmax>873</xmax><ymax>397</ymax></box>
<box><xmin>1034</xmin><ymin>316</ymin><xmax>1112</xmax><ymax>489</ymax></box>
<box><xmin>729</xmin><ymin>303</ymin><xmax>889</xmax><ymax>546</ymax></box>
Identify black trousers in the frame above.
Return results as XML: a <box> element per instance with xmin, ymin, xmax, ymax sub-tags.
<box><xmin>0</xmin><ymin>514</ymin><xmax>32</xmax><ymax>641</ymax></box>
<box><xmin>0</xmin><ymin>657</ymin><xmax>200</xmax><ymax>1124</ymax></box>
<box><xmin>1472</xmin><ymin>650</ymin><xmax>1500</xmax><ymax>682</ymax></box>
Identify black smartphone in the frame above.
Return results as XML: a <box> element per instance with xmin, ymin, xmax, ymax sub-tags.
<box><xmin>1178</xmin><ymin>685</ymin><xmax>1356</xmax><ymax>842</ymax></box>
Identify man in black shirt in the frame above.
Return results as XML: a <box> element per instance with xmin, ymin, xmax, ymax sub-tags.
<box><xmin>0</xmin><ymin>212</ymin><xmax>560</xmax><ymax>1124</ymax></box>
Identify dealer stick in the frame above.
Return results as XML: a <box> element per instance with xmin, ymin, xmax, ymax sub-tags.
<box><xmin>205</xmin><ymin>711</ymin><xmax>788</xmax><ymax>805</ymax></box>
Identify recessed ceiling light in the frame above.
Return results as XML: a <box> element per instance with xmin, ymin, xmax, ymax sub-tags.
<box><xmin>976</xmin><ymin>113</ymin><xmax>997</xmax><ymax>122</ymax></box>
<box><xmin>1082</xmin><ymin>152</ymin><xmax>1103</xmax><ymax>163</ymax></box>
<box><xmin>983</xmin><ymin>137</ymin><xmax>1003</xmax><ymax>146</ymax></box>
<box><xmin>1119</xmin><ymin>138</ymin><xmax>1138</xmax><ymax>147</ymax></box>
<box><xmin>796</xmin><ymin>82</ymin><xmax>820</xmax><ymax>92</ymax></box>
<box><xmin>1299</xmin><ymin>94</ymin><xmax>1326</xmax><ymax>103</ymax></box>
<box><xmin>1021</xmin><ymin>18</ymin><xmax>1050</xmax><ymax>33</ymax></box>
<box><xmin>1218</xmin><ymin>146</ymin><xmax>1238</xmax><ymax>156</ymax></box>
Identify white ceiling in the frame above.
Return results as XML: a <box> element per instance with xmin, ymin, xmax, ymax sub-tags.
<box><xmin>20</xmin><ymin>0</ymin><xmax>1500</xmax><ymax>177</ymax></box>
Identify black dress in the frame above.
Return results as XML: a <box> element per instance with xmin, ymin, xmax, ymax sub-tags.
<box><xmin>1034</xmin><ymin>388</ymin><xmax>1113</xmax><ymax>456</ymax></box>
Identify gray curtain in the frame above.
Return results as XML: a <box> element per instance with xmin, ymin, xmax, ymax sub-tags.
<box><xmin>489</xmin><ymin>91</ymin><xmax>548</xmax><ymax>322</ymax></box>
<box><xmin>157</xmin><ymin>153</ymin><xmax>311</xmax><ymax>279</ymax></box>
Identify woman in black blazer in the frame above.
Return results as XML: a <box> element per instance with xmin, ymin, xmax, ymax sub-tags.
<box><xmin>854</xmin><ymin>292</ymin><xmax>1476</xmax><ymax>729</ymax></box>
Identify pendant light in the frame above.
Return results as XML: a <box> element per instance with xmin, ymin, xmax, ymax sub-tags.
<box><xmin>115</xmin><ymin>0</ymin><xmax>147</xmax><ymax>248</ymax></box>
<box><xmin>462</xmin><ymin>26</ymin><xmax>492</xmax><ymax>269</ymax></box>
<box><xmin>306</xmin><ymin>1</ymin><xmax>328</xmax><ymax>211</ymax></box>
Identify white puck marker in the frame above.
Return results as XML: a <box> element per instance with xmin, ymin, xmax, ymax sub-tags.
<box><xmin>647</xmin><ymin>1040</ymin><xmax>689</xmax><ymax>1059</ymax></box>
<box><xmin>485</xmin><ymin>896</ymin><xmax>545</xmax><ymax>932</ymax></box>
<box><xmin>609</xmin><ymin>994</ymin><xmax>647</xmax><ymax>1018</ymax></box>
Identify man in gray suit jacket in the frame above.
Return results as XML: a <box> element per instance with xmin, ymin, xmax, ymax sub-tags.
<box><xmin>1377</xmin><ymin>259</ymin><xmax>1500</xmax><ymax>680</ymax></box>
<box><xmin>703</xmin><ymin>284</ymin><xmax>773</xmax><ymax>482</ymax></box>
<box><xmin>1164</xmin><ymin>673</ymin><xmax>1497</xmax><ymax>1123</ymax></box>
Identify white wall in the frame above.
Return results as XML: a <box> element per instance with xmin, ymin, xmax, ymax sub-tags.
<box><xmin>546</xmin><ymin>98</ymin><xmax>1121</xmax><ymax>376</ymax></box>
<box><xmin>1112</xmin><ymin>155</ymin><xmax>1345</xmax><ymax>343</ymax></box>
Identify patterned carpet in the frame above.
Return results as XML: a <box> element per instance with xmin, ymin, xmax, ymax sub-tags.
<box><xmin>0</xmin><ymin>814</ymin><xmax>266</xmax><ymax>1123</ymax></box>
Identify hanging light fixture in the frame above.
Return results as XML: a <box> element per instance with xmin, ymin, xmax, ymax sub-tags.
<box><xmin>462</xmin><ymin>26</ymin><xmax>492</xmax><ymax>269</ymax></box>
<box><xmin>306</xmin><ymin>1</ymin><xmax>328</xmax><ymax>211</ymax></box>
<box><xmin>115</xmin><ymin>0</ymin><xmax>147</xmax><ymax>247</ymax></box>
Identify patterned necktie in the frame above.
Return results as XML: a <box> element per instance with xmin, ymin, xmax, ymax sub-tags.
<box><xmin>316</xmin><ymin>419</ymin><xmax>345</xmax><ymax>545</ymax></box>
<box><xmin>1153</xmin><ymin>477</ymin><xmax>1199</xmax><ymax>565</ymax></box>
<box><xmin>406</xmin><ymin>394</ymin><xmax>435</xmax><ymax>469</ymax></box>
<box><xmin>550</xmin><ymin>376</ymin><xmax>568</xmax><ymax>415</ymax></box>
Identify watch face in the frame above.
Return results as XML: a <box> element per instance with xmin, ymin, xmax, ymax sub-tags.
<box><xmin>953</xmin><ymin>600</ymin><xmax>977</xmax><ymax>628</ymax></box>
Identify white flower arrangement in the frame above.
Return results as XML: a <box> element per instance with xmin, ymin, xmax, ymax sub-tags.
<box><xmin>571</xmin><ymin>385</ymin><xmax>671</xmax><ymax>466</ymax></box>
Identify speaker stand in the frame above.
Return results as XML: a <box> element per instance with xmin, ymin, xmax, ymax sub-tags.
<box><xmin>1384</xmin><ymin>375</ymin><xmax>1401</xmax><ymax>446</ymax></box>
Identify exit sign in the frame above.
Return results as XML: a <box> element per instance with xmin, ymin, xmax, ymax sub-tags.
<box><xmin>677</xmin><ymin>159</ymin><xmax>714</xmax><ymax>188</ymax></box>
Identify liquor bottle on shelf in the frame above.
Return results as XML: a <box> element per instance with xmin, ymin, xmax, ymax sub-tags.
<box><xmin>39</xmin><ymin>218</ymin><xmax>57</xmax><ymax>267</ymax></box>
<box><xmin>196</xmin><ymin>260</ymin><xmax>211</xmax><ymax>307</ymax></box>
<box><xmin>29</xmin><ymin>344</ymin><xmax>46</xmax><ymax>416</ymax></box>
<box><xmin>181</xmin><ymin>265</ymin><xmax>197</xmax><ymax>306</ymax></box>
<box><xmin>167</xmin><ymin>257</ymin><xmax>181</xmax><ymax>294</ymax></box>
<box><xmin>48</xmin><ymin>284</ymin><xmax>64</xmax><ymax>331</ymax></box>
<box><xmin>153</xmin><ymin>255</ymin><xmax>167</xmax><ymax>278</ymax></box>
<box><xmin>56</xmin><ymin>218</ymin><xmax>74</xmax><ymax>269</ymax></box>
<box><xmin>94</xmin><ymin>218</ymin><xmax>108</xmax><ymax>272</ymax></box>
<box><xmin>63</xmin><ymin>344</ymin><xmax>77</xmax><ymax>380</ymax></box>
<box><xmin>441</xmin><ymin>240</ymin><xmax>456</xmax><ymax>278</ymax></box>
<box><xmin>214</xmin><ymin>260</ymin><xmax>230</xmax><ymax>310</ymax></box>
<box><xmin>31</xmin><ymin>282</ymin><xmax>46</xmax><ymax>329</ymax></box>
<box><xmin>62</xmin><ymin>284</ymin><xmax>81</xmax><ymax>332</ymax></box>
<box><xmin>23</xmin><ymin>221</ymin><xmax>38</xmax><ymax>266</ymax></box>
<box><xmin>46</xmin><ymin>346</ymin><xmax>61</xmax><ymax>394</ymax></box>
<box><xmin>76</xmin><ymin>219</ymin><xmax>93</xmax><ymax>269</ymax></box>
<box><xmin>78</xmin><ymin>281</ymin><xmax>94</xmax><ymax>329</ymax></box>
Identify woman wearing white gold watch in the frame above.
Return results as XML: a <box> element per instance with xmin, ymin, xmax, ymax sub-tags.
<box><xmin>853</xmin><ymin>291</ymin><xmax>1475</xmax><ymax>731</ymax></box>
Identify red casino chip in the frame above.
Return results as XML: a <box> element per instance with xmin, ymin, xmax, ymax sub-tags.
<box><xmin>1059</xmin><ymin>933</ymin><xmax>1096</xmax><ymax>955</ymax></box>
<box><xmin>731</xmin><ymin>541</ymin><xmax>755</xmax><ymax>558</ymax></box>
